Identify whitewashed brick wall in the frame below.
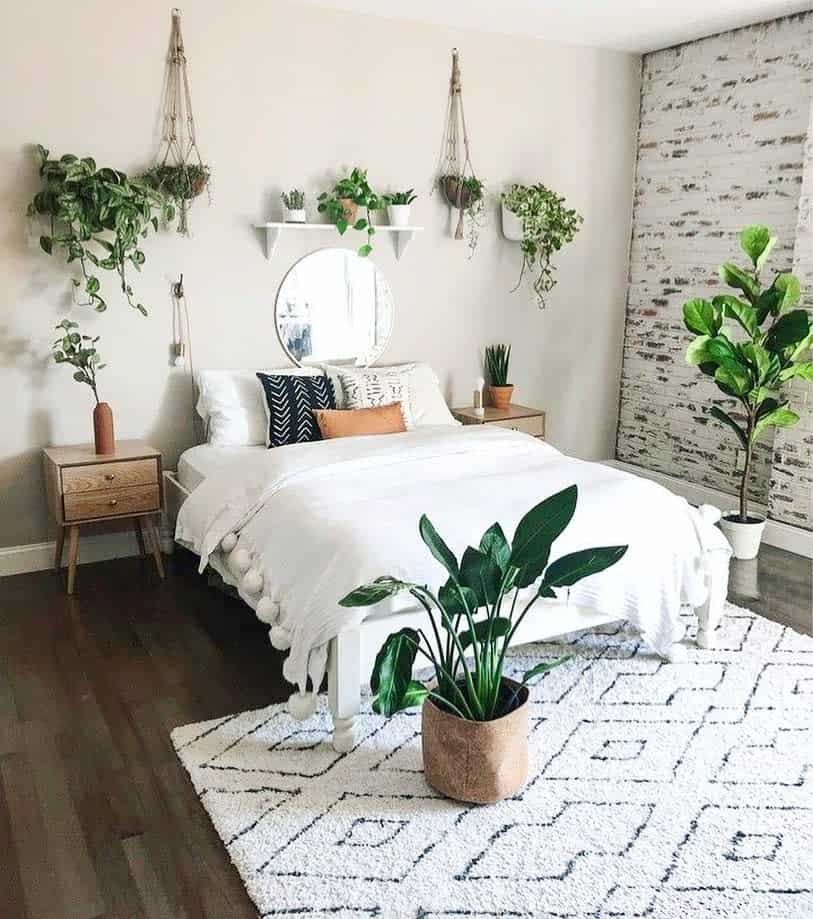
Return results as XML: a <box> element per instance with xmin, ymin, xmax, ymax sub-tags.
<box><xmin>616</xmin><ymin>12</ymin><xmax>813</xmax><ymax>530</ymax></box>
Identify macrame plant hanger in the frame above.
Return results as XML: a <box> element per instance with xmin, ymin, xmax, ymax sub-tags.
<box><xmin>436</xmin><ymin>48</ymin><xmax>477</xmax><ymax>240</ymax></box>
<box><xmin>157</xmin><ymin>8</ymin><xmax>208</xmax><ymax>235</ymax></box>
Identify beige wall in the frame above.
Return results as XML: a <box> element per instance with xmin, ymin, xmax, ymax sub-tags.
<box><xmin>0</xmin><ymin>0</ymin><xmax>640</xmax><ymax>548</ymax></box>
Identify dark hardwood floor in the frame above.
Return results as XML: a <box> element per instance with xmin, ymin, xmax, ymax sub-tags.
<box><xmin>0</xmin><ymin>545</ymin><xmax>810</xmax><ymax>918</ymax></box>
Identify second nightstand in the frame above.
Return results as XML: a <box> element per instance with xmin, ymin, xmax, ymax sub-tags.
<box><xmin>43</xmin><ymin>440</ymin><xmax>165</xmax><ymax>594</ymax></box>
<box><xmin>452</xmin><ymin>404</ymin><xmax>546</xmax><ymax>439</ymax></box>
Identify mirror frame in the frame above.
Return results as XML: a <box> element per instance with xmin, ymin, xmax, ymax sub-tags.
<box><xmin>274</xmin><ymin>248</ymin><xmax>395</xmax><ymax>368</ymax></box>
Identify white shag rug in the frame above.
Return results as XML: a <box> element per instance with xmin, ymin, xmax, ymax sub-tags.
<box><xmin>172</xmin><ymin>604</ymin><xmax>813</xmax><ymax>918</ymax></box>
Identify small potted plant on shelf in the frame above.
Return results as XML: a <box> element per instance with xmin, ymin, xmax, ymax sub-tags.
<box><xmin>340</xmin><ymin>486</ymin><xmax>627</xmax><ymax>803</ymax></box>
<box><xmin>141</xmin><ymin>161</ymin><xmax>210</xmax><ymax>236</ymax></box>
<box><xmin>51</xmin><ymin>319</ymin><xmax>114</xmax><ymax>454</ymax></box>
<box><xmin>441</xmin><ymin>174</ymin><xmax>485</xmax><ymax>255</ymax></box>
<box><xmin>317</xmin><ymin>168</ymin><xmax>384</xmax><ymax>257</ymax></box>
<box><xmin>485</xmin><ymin>343</ymin><xmax>513</xmax><ymax>409</ymax></box>
<box><xmin>501</xmin><ymin>183</ymin><xmax>583</xmax><ymax>309</ymax></box>
<box><xmin>383</xmin><ymin>188</ymin><xmax>417</xmax><ymax>227</ymax></box>
<box><xmin>281</xmin><ymin>188</ymin><xmax>306</xmax><ymax>223</ymax></box>
<box><xmin>683</xmin><ymin>224</ymin><xmax>811</xmax><ymax>559</ymax></box>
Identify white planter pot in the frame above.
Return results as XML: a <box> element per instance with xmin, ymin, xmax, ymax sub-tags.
<box><xmin>501</xmin><ymin>202</ymin><xmax>523</xmax><ymax>241</ymax></box>
<box><xmin>284</xmin><ymin>208</ymin><xmax>307</xmax><ymax>223</ymax></box>
<box><xmin>719</xmin><ymin>512</ymin><xmax>766</xmax><ymax>560</ymax></box>
<box><xmin>387</xmin><ymin>204</ymin><xmax>411</xmax><ymax>227</ymax></box>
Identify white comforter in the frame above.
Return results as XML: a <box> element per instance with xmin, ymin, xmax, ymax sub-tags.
<box><xmin>176</xmin><ymin>426</ymin><xmax>730</xmax><ymax>693</ymax></box>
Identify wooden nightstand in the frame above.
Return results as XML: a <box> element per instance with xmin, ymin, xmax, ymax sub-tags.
<box><xmin>452</xmin><ymin>404</ymin><xmax>546</xmax><ymax>439</ymax></box>
<box><xmin>43</xmin><ymin>440</ymin><xmax>164</xmax><ymax>593</ymax></box>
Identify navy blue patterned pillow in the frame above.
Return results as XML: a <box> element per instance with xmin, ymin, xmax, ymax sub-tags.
<box><xmin>256</xmin><ymin>373</ymin><xmax>336</xmax><ymax>447</ymax></box>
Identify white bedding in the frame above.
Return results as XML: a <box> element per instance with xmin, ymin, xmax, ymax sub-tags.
<box><xmin>175</xmin><ymin>426</ymin><xmax>730</xmax><ymax>696</ymax></box>
<box><xmin>177</xmin><ymin>444</ymin><xmax>266</xmax><ymax>491</ymax></box>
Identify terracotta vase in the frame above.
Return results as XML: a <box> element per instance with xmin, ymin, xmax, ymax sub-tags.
<box><xmin>488</xmin><ymin>384</ymin><xmax>514</xmax><ymax>410</ymax></box>
<box><xmin>93</xmin><ymin>402</ymin><xmax>115</xmax><ymax>455</ymax></box>
<box><xmin>421</xmin><ymin>679</ymin><xmax>529</xmax><ymax>804</ymax></box>
<box><xmin>339</xmin><ymin>198</ymin><xmax>359</xmax><ymax>224</ymax></box>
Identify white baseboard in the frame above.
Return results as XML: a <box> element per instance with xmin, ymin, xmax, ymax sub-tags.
<box><xmin>606</xmin><ymin>460</ymin><xmax>813</xmax><ymax>559</ymax></box>
<box><xmin>0</xmin><ymin>520</ymin><xmax>176</xmax><ymax>578</ymax></box>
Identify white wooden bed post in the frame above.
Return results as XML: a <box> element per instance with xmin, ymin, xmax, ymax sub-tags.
<box><xmin>327</xmin><ymin>627</ymin><xmax>362</xmax><ymax>753</ymax></box>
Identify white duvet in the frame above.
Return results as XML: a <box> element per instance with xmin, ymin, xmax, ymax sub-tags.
<box><xmin>176</xmin><ymin>426</ymin><xmax>730</xmax><ymax>694</ymax></box>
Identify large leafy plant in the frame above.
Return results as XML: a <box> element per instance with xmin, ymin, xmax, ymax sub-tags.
<box><xmin>340</xmin><ymin>486</ymin><xmax>627</xmax><ymax>720</ymax></box>
<box><xmin>27</xmin><ymin>145</ymin><xmax>174</xmax><ymax>315</ymax></box>
<box><xmin>317</xmin><ymin>168</ymin><xmax>384</xmax><ymax>257</ymax></box>
<box><xmin>683</xmin><ymin>225</ymin><xmax>812</xmax><ymax>522</ymax></box>
<box><xmin>51</xmin><ymin>319</ymin><xmax>106</xmax><ymax>402</ymax></box>
<box><xmin>502</xmin><ymin>183</ymin><xmax>583</xmax><ymax>309</ymax></box>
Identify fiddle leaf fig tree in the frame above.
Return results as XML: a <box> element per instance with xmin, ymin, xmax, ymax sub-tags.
<box><xmin>27</xmin><ymin>145</ymin><xmax>174</xmax><ymax>315</ymax></box>
<box><xmin>339</xmin><ymin>486</ymin><xmax>627</xmax><ymax>721</ymax></box>
<box><xmin>683</xmin><ymin>225</ymin><xmax>812</xmax><ymax>522</ymax></box>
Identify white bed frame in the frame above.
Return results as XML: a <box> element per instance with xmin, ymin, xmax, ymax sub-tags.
<box><xmin>163</xmin><ymin>470</ymin><xmax>729</xmax><ymax>752</ymax></box>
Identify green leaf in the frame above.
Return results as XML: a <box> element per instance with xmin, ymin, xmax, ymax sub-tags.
<box><xmin>705</xmin><ymin>335</ymin><xmax>740</xmax><ymax>367</ymax></box>
<box><xmin>541</xmin><ymin>546</ymin><xmax>628</xmax><ymax>590</ymax></box>
<box><xmin>778</xmin><ymin>362</ymin><xmax>813</xmax><ymax>383</ymax></box>
<box><xmin>765</xmin><ymin>310</ymin><xmax>810</xmax><ymax>351</ymax></box>
<box><xmin>714</xmin><ymin>363</ymin><xmax>750</xmax><ymax>397</ymax></box>
<box><xmin>714</xmin><ymin>295</ymin><xmax>757</xmax><ymax>338</ymax></box>
<box><xmin>336</xmin><ymin>217</ymin><xmax>348</xmax><ymax>235</ymax></box>
<box><xmin>459</xmin><ymin>546</ymin><xmax>503</xmax><ymax>608</ymax></box>
<box><xmin>478</xmin><ymin>522</ymin><xmax>511</xmax><ymax>574</ymax></box>
<box><xmin>358</xmin><ymin>244</ymin><xmax>373</xmax><ymax>257</ymax></box>
<box><xmin>686</xmin><ymin>335</ymin><xmax>712</xmax><ymax>366</ymax></box>
<box><xmin>775</xmin><ymin>273</ymin><xmax>801</xmax><ymax>313</ymax></box>
<box><xmin>353</xmin><ymin>218</ymin><xmax>368</xmax><ymax>231</ymax></box>
<box><xmin>370</xmin><ymin>627</ymin><xmax>420</xmax><ymax>716</ymax></box>
<box><xmin>39</xmin><ymin>235</ymin><xmax>53</xmax><ymax>254</ymax></box>
<box><xmin>72</xmin><ymin>371</ymin><xmax>88</xmax><ymax>383</ymax></box>
<box><xmin>789</xmin><ymin>330</ymin><xmax>813</xmax><ymax>361</ymax></box>
<box><xmin>739</xmin><ymin>342</ymin><xmax>779</xmax><ymax>386</ymax></box>
<box><xmin>739</xmin><ymin>225</ymin><xmax>772</xmax><ymax>268</ymax></box>
<box><xmin>459</xmin><ymin>617</ymin><xmax>511</xmax><ymax>652</ymax></box>
<box><xmin>522</xmin><ymin>655</ymin><xmax>571</xmax><ymax>683</ymax></box>
<box><xmin>682</xmin><ymin>298</ymin><xmax>717</xmax><ymax>336</ymax></box>
<box><xmin>709</xmin><ymin>406</ymin><xmax>748</xmax><ymax>449</ymax></box>
<box><xmin>419</xmin><ymin>514</ymin><xmax>459</xmax><ymax>580</ymax></box>
<box><xmin>85</xmin><ymin>276</ymin><xmax>100</xmax><ymax>294</ymax></box>
<box><xmin>510</xmin><ymin>485</ymin><xmax>578</xmax><ymax>588</ymax></box>
<box><xmin>339</xmin><ymin>577</ymin><xmax>410</xmax><ymax>607</ymax></box>
<box><xmin>719</xmin><ymin>262</ymin><xmax>759</xmax><ymax>303</ymax></box>
<box><xmin>752</xmin><ymin>406</ymin><xmax>800</xmax><ymax>443</ymax></box>
<box><xmin>437</xmin><ymin>580</ymin><xmax>477</xmax><ymax>619</ymax></box>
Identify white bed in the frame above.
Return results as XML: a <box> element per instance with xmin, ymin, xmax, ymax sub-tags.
<box><xmin>166</xmin><ymin>426</ymin><xmax>731</xmax><ymax>752</ymax></box>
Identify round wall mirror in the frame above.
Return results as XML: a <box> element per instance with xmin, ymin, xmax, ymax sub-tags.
<box><xmin>275</xmin><ymin>249</ymin><xmax>394</xmax><ymax>366</ymax></box>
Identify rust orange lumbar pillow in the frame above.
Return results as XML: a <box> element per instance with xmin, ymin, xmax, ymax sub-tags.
<box><xmin>314</xmin><ymin>403</ymin><xmax>407</xmax><ymax>439</ymax></box>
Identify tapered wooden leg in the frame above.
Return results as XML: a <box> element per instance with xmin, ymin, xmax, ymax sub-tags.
<box><xmin>328</xmin><ymin>628</ymin><xmax>361</xmax><ymax>753</ymax></box>
<box><xmin>143</xmin><ymin>516</ymin><xmax>165</xmax><ymax>579</ymax></box>
<box><xmin>134</xmin><ymin>518</ymin><xmax>146</xmax><ymax>557</ymax></box>
<box><xmin>54</xmin><ymin>526</ymin><xmax>65</xmax><ymax>570</ymax></box>
<box><xmin>66</xmin><ymin>526</ymin><xmax>80</xmax><ymax>594</ymax></box>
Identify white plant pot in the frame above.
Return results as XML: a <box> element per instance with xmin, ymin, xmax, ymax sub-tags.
<box><xmin>501</xmin><ymin>202</ymin><xmax>523</xmax><ymax>241</ymax></box>
<box><xmin>719</xmin><ymin>512</ymin><xmax>766</xmax><ymax>560</ymax></box>
<box><xmin>387</xmin><ymin>204</ymin><xmax>411</xmax><ymax>227</ymax></box>
<box><xmin>284</xmin><ymin>208</ymin><xmax>307</xmax><ymax>223</ymax></box>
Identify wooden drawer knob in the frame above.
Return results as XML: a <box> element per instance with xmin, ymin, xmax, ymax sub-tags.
<box><xmin>108</xmin><ymin>498</ymin><xmax>118</xmax><ymax>507</ymax></box>
<box><xmin>104</xmin><ymin>473</ymin><xmax>116</xmax><ymax>481</ymax></box>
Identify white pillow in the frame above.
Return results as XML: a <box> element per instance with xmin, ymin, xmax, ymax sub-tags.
<box><xmin>320</xmin><ymin>362</ymin><xmax>458</xmax><ymax>427</ymax></box>
<box><xmin>195</xmin><ymin>367</ymin><xmax>324</xmax><ymax>445</ymax></box>
<box><xmin>338</xmin><ymin>367</ymin><xmax>414</xmax><ymax>427</ymax></box>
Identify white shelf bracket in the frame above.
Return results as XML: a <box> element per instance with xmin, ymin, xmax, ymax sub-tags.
<box><xmin>393</xmin><ymin>229</ymin><xmax>416</xmax><ymax>261</ymax></box>
<box><xmin>263</xmin><ymin>226</ymin><xmax>282</xmax><ymax>259</ymax></box>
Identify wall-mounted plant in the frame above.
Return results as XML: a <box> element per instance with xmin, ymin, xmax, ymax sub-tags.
<box><xmin>501</xmin><ymin>183</ymin><xmax>583</xmax><ymax>309</ymax></box>
<box><xmin>317</xmin><ymin>168</ymin><xmax>384</xmax><ymax>257</ymax></box>
<box><xmin>683</xmin><ymin>224</ymin><xmax>812</xmax><ymax>559</ymax></box>
<box><xmin>141</xmin><ymin>162</ymin><xmax>210</xmax><ymax>235</ymax></box>
<box><xmin>441</xmin><ymin>174</ymin><xmax>485</xmax><ymax>256</ymax></box>
<box><xmin>383</xmin><ymin>188</ymin><xmax>417</xmax><ymax>228</ymax></box>
<box><xmin>27</xmin><ymin>146</ymin><xmax>172</xmax><ymax>315</ymax></box>
<box><xmin>281</xmin><ymin>189</ymin><xmax>306</xmax><ymax>223</ymax></box>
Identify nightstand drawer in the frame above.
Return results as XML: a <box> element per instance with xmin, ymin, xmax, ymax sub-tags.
<box><xmin>62</xmin><ymin>458</ymin><xmax>158</xmax><ymax>495</ymax></box>
<box><xmin>64</xmin><ymin>484</ymin><xmax>160</xmax><ymax>522</ymax></box>
<box><xmin>491</xmin><ymin>415</ymin><xmax>545</xmax><ymax>437</ymax></box>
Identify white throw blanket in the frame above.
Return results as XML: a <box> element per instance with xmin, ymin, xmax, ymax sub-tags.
<box><xmin>176</xmin><ymin>426</ymin><xmax>730</xmax><ymax>695</ymax></box>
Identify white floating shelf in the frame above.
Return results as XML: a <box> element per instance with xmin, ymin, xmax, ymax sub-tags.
<box><xmin>254</xmin><ymin>222</ymin><xmax>424</xmax><ymax>261</ymax></box>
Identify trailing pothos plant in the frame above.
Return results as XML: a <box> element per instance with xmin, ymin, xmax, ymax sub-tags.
<box><xmin>27</xmin><ymin>146</ymin><xmax>174</xmax><ymax>315</ymax></box>
<box><xmin>683</xmin><ymin>224</ymin><xmax>812</xmax><ymax>522</ymax></box>
<box><xmin>317</xmin><ymin>168</ymin><xmax>384</xmax><ymax>257</ymax></box>
<box><xmin>340</xmin><ymin>485</ymin><xmax>627</xmax><ymax>721</ymax></box>
<box><xmin>502</xmin><ymin>183</ymin><xmax>583</xmax><ymax>308</ymax></box>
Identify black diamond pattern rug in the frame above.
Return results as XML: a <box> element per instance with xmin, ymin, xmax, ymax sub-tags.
<box><xmin>171</xmin><ymin>603</ymin><xmax>812</xmax><ymax>918</ymax></box>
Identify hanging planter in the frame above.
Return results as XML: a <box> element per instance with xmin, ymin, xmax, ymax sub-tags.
<box><xmin>434</xmin><ymin>49</ymin><xmax>485</xmax><ymax>257</ymax></box>
<box><xmin>141</xmin><ymin>9</ymin><xmax>211</xmax><ymax>235</ymax></box>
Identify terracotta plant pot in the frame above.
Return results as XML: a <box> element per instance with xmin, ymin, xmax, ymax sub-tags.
<box><xmin>93</xmin><ymin>401</ymin><xmax>115</xmax><ymax>455</ymax></box>
<box><xmin>422</xmin><ymin>678</ymin><xmax>529</xmax><ymax>804</ymax></box>
<box><xmin>488</xmin><ymin>384</ymin><xmax>514</xmax><ymax>409</ymax></box>
<box><xmin>339</xmin><ymin>197</ymin><xmax>359</xmax><ymax>224</ymax></box>
<box><xmin>441</xmin><ymin>175</ymin><xmax>472</xmax><ymax>210</ymax></box>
